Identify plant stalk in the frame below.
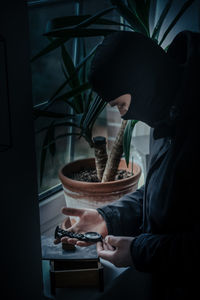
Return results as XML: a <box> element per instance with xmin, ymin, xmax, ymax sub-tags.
<box><xmin>102</xmin><ymin>120</ymin><xmax>128</xmax><ymax>182</ymax></box>
<box><xmin>93</xmin><ymin>136</ymin><xmax>108</xmax><ymax>181</ymax></box>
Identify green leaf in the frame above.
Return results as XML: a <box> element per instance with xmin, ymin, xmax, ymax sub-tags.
<box><xmin>46</xmin><ymin>15</ymin><xmax>92</xmax><ymax>31</ymax></box>
<box><xmin>33</xmin><ymin>109</ymin><xmax>71</xmax><ymax>119</ymax></box>
<box><xmin>123</xmin><ymin>119</ymin><xmax>138</xmax><ymax>167</ymax></box>
<box><xmin>145</xmin><ymin>0</ymin><xmax>151</xmax><ymax>22</ymax></box>
<box><xmin>44</xmin><ymin>28</ymin><xmax>120</xmax><ymax>38</ymax></box>
<box><xmin>54</xmin><ymin>82</ymin><xmax>91</xmax><ymax>109</ymax></box>
<box><xmin>61</xmin><ymin>44</ymin><xmax>83</xmax><ymax>112</ymax></box>
<box><xmin>110</xmin><ymin>0</ymin><xmax>148</xmax><ymax>35</ymax></box>
<box><xmin>164</xmin><ymin>44</ymin><xmax>170</xmax><ymax>52</ymax></box>
<box><xmin>35</xmin><ymin>120</ymin><xmax>81</xmax><ymax>135</ymax></box>
<box><xmin>42</xmin><ymin>132</ymin><xmax>81</xmax><ymax>150</ymax></box>
<box><xmin>31</xmin><ymin>37</ymin><xmax>69</xmax><ymax>62</ymax></box>
<box><xmin>61</xmin><ymin>44</ymin><xmax>80</xmax><ymax>88</ymax></box>
<box><xmin>127</xmin><ymin>0</ymin><xmax>150</xmax><ymax>36</ymax></box>
<box><xmin>78</xmin><ymin>38</ymin><xmax>87</xmax><ymax>85</ymax></box>
<box><xmin>82</xmin><ymin>95</ymin><xmax>106</xmax><ymax>137</ymax></box>
<box><xmin>151</xmin><ymin>0</ymin><xmax>173</xmax><ymax>41</ymax></box>
<box><xmin>68</xmin><ymin>6</ymin><xmax>116</xmax><ymax>29</ymax></box>
<box><xmin>46</xmin><ymin>15</ymin><xmax>132</xmax><ymax>31</ymax></box>
<box><xmin>46</xmin><ymin>6</ymin><xmax>115</xmax><ymax>32</ymax></box>
<box><xmin>45</xmin><ymin>43</ymin><xmax>98</xmax><ymax>111</ymax></box>
<box><xmin>159</xmin><ymin>0</ymin><xmax>195</xmax><ymax>46</ymax></box>
<box><xmin>81</xmin><ymin>89</ymin><xmax>93</xmax><ymax>121</ymax></box>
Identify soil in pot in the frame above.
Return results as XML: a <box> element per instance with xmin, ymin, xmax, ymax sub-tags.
<box><xmin>69</xmin><ymin>169</ymin><xmax>133</xmax><ymax>182</ymax></box>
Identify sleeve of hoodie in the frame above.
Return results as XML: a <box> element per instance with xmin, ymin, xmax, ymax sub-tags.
<box><xmin>130</xmin><ymin>226</ymin><xmax>200</xmax><ymax>273</ymax></box>
<box><xmin>97</xmin><ymin>185</ymin><xmax>144</xmax><ymax>236</ymax></box>
<box><xmin>130</xmin><ymin>31</ymin><xmax>200</xmax><ymax>274</ymax></box>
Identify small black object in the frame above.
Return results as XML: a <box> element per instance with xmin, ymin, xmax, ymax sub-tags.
<box><xmin>93</xmin><ymin>136</ymin><xmax>106</xmax><ymax>145</ymax></box>
<box><xmin>55</xmin><ymin>226</ymin><xmax>103</xmax><ymax>243</ymax></box>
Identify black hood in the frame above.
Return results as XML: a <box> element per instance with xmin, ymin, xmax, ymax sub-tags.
<box><xmin>89</xmin><ymin>31</ymin><xmax>200</xmax><ymax>130</ymax></box>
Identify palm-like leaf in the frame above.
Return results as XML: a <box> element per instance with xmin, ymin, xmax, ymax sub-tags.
<box><xmin>151</xmin><ymin>0</ymin><xmax>173</xmax><ymax>41</ymax></box>
<box><xmin>159</xmin><ymin>0</ymin><xmax>195</xmax><ymax>46</ymax></box>
<box><xmin>127</xmin><ymin>0</ymin><xmax>150</xmax><ymax>36</ymax></box>
<box><xmin>110</xmin><ymin>0</ymin><xmax>149</xmax><ymax>35</ymax></box>
<box><xmin>123</xmin><ymin>120</ymin><xmax>138</xmax><ymax>166</ymax></box>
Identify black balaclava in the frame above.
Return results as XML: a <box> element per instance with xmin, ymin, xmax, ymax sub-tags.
<box><xmin>89</xmin><ymin>31</ymin><xmax>182</xmax><ymax>128</ymax></box>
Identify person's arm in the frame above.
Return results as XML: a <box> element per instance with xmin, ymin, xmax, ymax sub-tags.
<box><xmin>130</xmin><ymin>227</ymin><xmax>200</xmax><ymax>273</ymax></box>
<box><xmin>97</xmin><ymin>185</ymin><xmax>144</xmax><ymax>237</ymax></box>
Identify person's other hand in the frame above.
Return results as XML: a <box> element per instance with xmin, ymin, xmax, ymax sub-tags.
<box><xmin>97</xmin><ymin>235</ymin><xmax>135</xmax><ymax>268</ymax></box>
<box><xmin>54</xmin><ymin>207</ymin><xmax>108</xmax><ymax>247</ymax></box>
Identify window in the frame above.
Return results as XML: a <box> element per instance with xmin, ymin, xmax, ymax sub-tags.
<box><xmin>28</xmin><ymin>0</ymin><xmax>120</xmax><ymax>199</ymax></box>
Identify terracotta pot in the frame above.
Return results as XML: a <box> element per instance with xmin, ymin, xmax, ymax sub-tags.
<box><xmin>59</xmin><ymin>158</ymin><xmax>141</xmax><ymax>209</ymax></box>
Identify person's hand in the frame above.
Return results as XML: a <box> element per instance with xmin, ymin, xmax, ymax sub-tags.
<box><xmin>97</xmin><ymin>235</ymin><xmax>135</xmax><ymax>268</ymax></box>
<box><xmin>54</xmin><ymin>207</ymin><xmax>108</xmax><ymax>247</ymax></box>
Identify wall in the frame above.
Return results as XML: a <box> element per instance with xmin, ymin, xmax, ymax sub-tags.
<box><xmin>0</xmin><ymin>1</ymin><xmax>44</xmax><ymax>299</ymax></box>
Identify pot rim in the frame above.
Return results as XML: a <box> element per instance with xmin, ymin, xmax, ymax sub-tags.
<box><xmin>58</xmin><ymin>157</ymin><xmax>141</xmax><ymax>191</ymax></box>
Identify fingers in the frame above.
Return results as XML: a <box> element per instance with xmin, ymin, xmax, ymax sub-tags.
<box><xmin>62</xmin><ymin>207</ymin><xmax>85</xmax><ymax>217</ymax></box>
<box><xmin>97</xmin><ymin>248</ymin><xmax>116</xmax><ymax>263</ymax></box>
<box><xmin>97</xmin><ymin>241</ymin><xmax>104</xmax><ymax>252</ymax></box>
<box><xmin>61</xmin><ymin>237</ymin><xmax>78</xmax><ymax>245</ymax></box>
<box><xmin>61</xmin><ymin>216</ymin><xmax>72</xmax><ymax>230</ymax></box>
<box><xmin>60</xmin><ymin>236</ymin><xmax>92</xmax><ymax>247</ymax></box>
<box><xmin>105</xmin><ymin>235</ymin><xmax>119</xmax><ymax>248</ymax></box>
<box><xmin>76</xmin><ymin>241</ymin><xmax>93</xmax><ymax>247</ymax></box>
<box><xmin>97</xmin><ymin>240</ymin><xmax>116</xmax><ymax>263</ymax></box>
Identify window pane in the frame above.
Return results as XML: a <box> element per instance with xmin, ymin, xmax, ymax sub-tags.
<box><xmin>28</xmin><ymin>0</ymin><xmax>119</xmax><ymax>195</ymax></box>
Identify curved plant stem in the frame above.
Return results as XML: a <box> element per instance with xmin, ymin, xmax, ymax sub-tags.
<box><xmin>102</xmin><ymin>120</ymin><xmax>127</xmax><ymax>182</ymax></box>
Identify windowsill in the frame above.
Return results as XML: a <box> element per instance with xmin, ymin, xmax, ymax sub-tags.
<box><xmin>40</xmin><ymin>190</ymin><xmax>129</xmax><ymax>299</ymax></box>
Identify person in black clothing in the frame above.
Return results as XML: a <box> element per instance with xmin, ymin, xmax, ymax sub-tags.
<box><xmin>55</xmin><ymin>31</ymin><xmax>200</xmax><ymax>299</ymax></box>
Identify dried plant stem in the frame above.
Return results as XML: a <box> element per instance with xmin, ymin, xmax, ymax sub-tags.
<box><xmin>102</xmin><ymin>120</ymin><xmax>128</xmax><ymax>182</ymax></box>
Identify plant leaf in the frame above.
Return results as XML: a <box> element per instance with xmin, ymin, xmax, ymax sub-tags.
<box><xmin>31</xmin><ymin>37</ymin><xmax>69</xmax><ymax>62</ymax></box>
<box><xmin>47</xmin><ymin>14</ymin><xmax>134</xmax><ymax>31</ymax></box>
<box><xmin>44</xmin><ymin>28</ymin><xmax>120</xmax><ymax>38</ymax></box>
<box><xmin>35</xmin><ymin>120</ymin><xmax>81</xmax><ymax>134</ymax></box>
<box><xmin>46</xmin><ymin>6</ymin><xmax>115</xmax><ymax>32</ymax></box>
<box><xmin>159</xmin><ymin>0</ymin><xmax>195</xmax><ymax>46</ymax></box>
<box><xmin>78</xmin><ymin>38</ymin><xmax>87</xmax><ymax>85</ymax></box>
<box><xmin>44</xmin><ymin>43</ymin><xmax>98</xmax><ymax>111</ymax></box>
<box><xmin>151</xmin><ymin>0</ymin><xmax>173</xmax><ymax>41</ymax></box>
<box><xmin>54</xmin><ymin>82</ymin><xmax>91</xmax><ymax>108</ymax></box>
<box><xmin>68</xmin><ymin>6</ymin><xmax>116</xmax><ymax>29</ymax></box>
<box><xmin>61</xmin><ymin>44</ymin><xmax>80</xmax><ymax>88</ymax></box>
<box><xmin>61</xmin><ymin>44</ymin><xmax>83</xmax><ymax>112</ymax></box>
<box><xmin>127</xmin><ymin>0</ymin><xmax>150</xmax><ymax>35</ymax></box>
<box><xmin>110</xmin><ymin>0</ymin><xmax>148</xmax><ymax>35</ymax></box>
<box><xmin>42</xmin><ymin>132</ymin><xmax>81</xmax><ymax>150</ymax></box>
<box><xmin>123</xmin><ymin>119</ymin><xmax>138</xmax><ymax>166</ymax></box>
<box><xmin>33</xmin><ymin>109</ymin><xmax>71</xmax><ymax>119</ymax></box>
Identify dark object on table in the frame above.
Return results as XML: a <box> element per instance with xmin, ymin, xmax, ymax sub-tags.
<box><xmin>41</xmin><ymin>236</ymin><xmax>104</xmax><ymax>295</ymax></box>
<box><xmin>55</xmin><ymin>226</ymin><xmax>103</xmax><ymax>243</ymax></box>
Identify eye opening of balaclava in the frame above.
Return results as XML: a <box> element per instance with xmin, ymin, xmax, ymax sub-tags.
<box><xmin>88</xmin><ymin>31</ymin><xmax>182</xmax><ymax>127</ymax></box>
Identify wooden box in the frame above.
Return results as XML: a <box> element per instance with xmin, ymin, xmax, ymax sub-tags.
<box><xmin>50</xmin><ymin>259</ymin><xmax>104</xmax><ymax>294</ymax></box>
<box><xmin>41</xmin><ymin>236</ymin><xmax>104</xmax><ymax>295</ymax></box>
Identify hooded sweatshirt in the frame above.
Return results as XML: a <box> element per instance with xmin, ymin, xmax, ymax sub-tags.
<box><xmin>89</xmin><ymin>30</ymin><xmax>200</xmax><ymax>298</ymax></box>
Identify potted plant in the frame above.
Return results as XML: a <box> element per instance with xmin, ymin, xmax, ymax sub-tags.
<box><xmin>32</xmin><ymin>0</ymin><xmax>194</xmax><ymax>208</ymax></box>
